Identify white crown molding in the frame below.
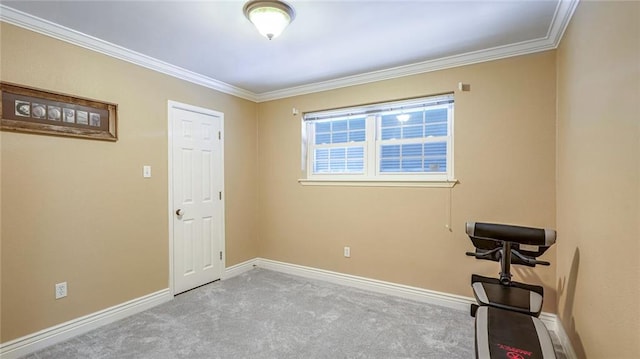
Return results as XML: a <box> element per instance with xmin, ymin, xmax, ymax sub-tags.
<box><xmin>256</xmin><ymin>0</ymin><xmax>580</xmax><ymax>102</ymax></box>
<box><xmin>0</xmin><ymin>0</ymin><xmax>579</xmax><ymax>103</ymax></box>
<box><xmin>547</xmin><ymin>0</ymin><xmax>581</xmax><ymax>45</ymax></box>
<box><xmin>0</xmin><ymin>5</ymin><xmax>258</xmax><ymax>102</ymax></box>
<box><xmin>256</xmin><ymin>36</ymin><xmax>556</xmax><ymax>102</ymax></box>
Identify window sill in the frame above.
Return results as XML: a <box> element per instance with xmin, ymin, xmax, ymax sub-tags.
<box><xmin>298</xmin><ymin>179</ymin><xmax>458</xmax><ymax>188</ymax></box>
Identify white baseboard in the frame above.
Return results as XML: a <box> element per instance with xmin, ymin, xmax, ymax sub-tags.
<box><xmin>256</xmin><ymin>257</ymin><xmax>576</xmax><ymax>359</ymax></box>
<box><xmin>0</xmin><ymin>260</ymin><xmax>256</xmax><ymax>359</ymax></box>
<box><xmin>1</xmin><ymin>258</ymin><xmax>576</xmax><ymax>359</ymax></box>
<box><xmin>554</xmin><ymin>316</ymin><xmax>578</xmax><ymax>359</ymax></box>
<box><xmin>0</xmin><ymin>289</ymin><xmax>172</xmax><ymax>359</ymax></box>
<box><xmin>223</xmin><ymin>258</ymin><xmax>258</xmax><ymax>279</ymax></box>
<box><xmin>257</xmin><ymin>258</ymin><xmax>473</xmax><ymax>311</ymax></box>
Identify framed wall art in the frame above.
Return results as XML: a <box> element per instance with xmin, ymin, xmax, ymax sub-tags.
<box><xmin>0</xmin><ymin>82</ymin><xmax>117</xmax><ymax>141</ymax></box>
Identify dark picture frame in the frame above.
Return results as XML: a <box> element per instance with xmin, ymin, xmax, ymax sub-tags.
<box><xmin>0</xmin><ymin>82</ymin><xmax>117</xmax><ymax>141</ymax></box>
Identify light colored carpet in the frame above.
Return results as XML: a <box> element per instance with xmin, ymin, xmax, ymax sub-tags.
<box><xmin>23</xmin><ymin>268</ymin><xmax>476</xmax><ymax>358</ymax></box>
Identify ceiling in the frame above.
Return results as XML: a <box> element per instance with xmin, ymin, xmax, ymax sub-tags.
<box><xmin>0</xmin><ymin>1</ymin><xmax>577</xmax><ymax>102</ymax></box>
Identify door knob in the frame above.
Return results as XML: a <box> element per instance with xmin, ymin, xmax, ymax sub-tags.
<box><xmin>176</xmin><ymin>209</ymin><xmax>183</xmax><ymax>216</ymax></box>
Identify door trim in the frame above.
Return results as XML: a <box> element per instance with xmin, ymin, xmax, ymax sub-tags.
<box><xmin>167</xmin><ymin>100</ymin><xmax>225</xmax><ymax>296</ymax></box>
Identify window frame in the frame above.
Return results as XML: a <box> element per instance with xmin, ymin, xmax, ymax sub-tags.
<box><xmin>306</xmin><ymin>115</ymin><xmax>369</xmax><ymax>177</ymax></box>
<box><xmin>301</xmin><ymin>94</ymin><xmax>457</xmax><ymax>187</ymax></box>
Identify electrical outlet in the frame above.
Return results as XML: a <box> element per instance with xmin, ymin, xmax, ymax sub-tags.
<box><xmin>344</xmin><ymin>246</ymin><xmax>351</xmax><ymax>258</ymax></box>
<box><xmin>55</xmin><ymin>282</ymin><xmax>67</xmax><ymax>299</ymax></box>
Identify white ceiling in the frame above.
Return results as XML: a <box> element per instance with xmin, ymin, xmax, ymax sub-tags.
<box><xmin>0</xmin><ymin>1</ymin><xmax>577</xmax><ymax>101</ymax></box>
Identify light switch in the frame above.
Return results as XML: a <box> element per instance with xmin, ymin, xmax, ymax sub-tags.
<box><xmin>143</xmin><ymin>165</ymin><xmax>151</xmax><ymax>178</ymax></box>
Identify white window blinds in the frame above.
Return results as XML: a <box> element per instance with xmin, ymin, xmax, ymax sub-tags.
<box><xmin>303</xmin><ymin>94</ymin><xmax>454</xmax><ymax>183</ymax></box>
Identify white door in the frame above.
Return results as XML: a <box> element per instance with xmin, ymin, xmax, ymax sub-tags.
<box><xmin>169</xmin><ymin>101</ymin><xmax>224</xmax><ymax>295</ymax></box>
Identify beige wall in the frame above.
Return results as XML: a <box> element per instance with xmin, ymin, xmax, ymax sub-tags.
<box><xmin>8</xmin><ymin>4</ymin><xmax>638</xmax><ymax>354</ymax></box>
<box><xmin>556</xmin><ymin>2</ymin><xmax>640</xmax><ymax>358</ymax></box>
<box><xmin>0</xmin><ymin>23</ymin><xmax>258</xmax><ymax>341</ymax></box>
<box><xmin>257</xmin><ymin>52</ymin><xmax>558</xmax><ymax>309</ymax></box>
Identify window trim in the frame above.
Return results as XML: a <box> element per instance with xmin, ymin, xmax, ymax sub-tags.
<box><xmin>301</xmin><ymin>94</ymin><xmax>457</xmax><ymax>187</ymax></box>
<box><xmin>297</xmin><ymin>178</ymin><xmax>458</xmax><ymax>188</ymax></box>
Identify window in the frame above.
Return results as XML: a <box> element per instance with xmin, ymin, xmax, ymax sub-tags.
<box><xmin>302</xmin><ymin>94</ymin><xmax>455</xmax><ymax>186</ymax></box>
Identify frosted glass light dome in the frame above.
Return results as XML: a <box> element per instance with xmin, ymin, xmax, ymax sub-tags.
<box><xmin>243</xmin><ymin>1</ymin><xmax>295</xmax><ymax>40</ymax></box>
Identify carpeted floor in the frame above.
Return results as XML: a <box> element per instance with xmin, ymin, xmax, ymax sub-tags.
<box><xmin>23</xmin><ymin>268</ymin><xmax>477</xmax><ymax>358</ymax></box>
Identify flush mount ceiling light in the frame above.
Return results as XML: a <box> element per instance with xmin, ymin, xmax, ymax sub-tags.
<box><xmin>243</xmin><ymin>0</ymin><xmax>295</xmax><ymax>40</ymax></box>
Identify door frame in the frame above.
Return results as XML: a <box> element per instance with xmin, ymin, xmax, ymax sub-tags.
<box><xmin>167</xmin><ymin>100</ymin><xmax>225</xmax><ymax>296</ymax></box>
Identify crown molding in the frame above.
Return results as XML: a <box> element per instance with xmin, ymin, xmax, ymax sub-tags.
<box><xmin>256</xmin><ymin>36</ymin><xmax>557</xmax><ymax>102</ymax></box>
<box><xmin>547</xmin><ymin>0</ymin><xmax>580</xmax><ymax>45</ymax></box>
<box><xmin>0</xmin><ymin>5</ymin><xmax>258</xmax><ymax>102</ymax></box>
<box><xmin>0</xmin><ymin>0</ymin><xmax>578</xmax><ymax>104</ymax></box>
<box><xmin>256</xmin><ymin>0</ymin><xmax>580</xmax><ymax>102</ymax></box>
